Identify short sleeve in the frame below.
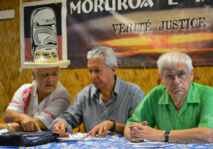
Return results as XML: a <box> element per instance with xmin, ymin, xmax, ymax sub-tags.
<box><xmin>6</xmin><ymin>84</ymin><xmax>32</xmax><ymax>113</ymax></box>
<box><xmin>198</xmin><ymin>92</ymin><xmax>213</xmax><ymax>129</ymax></box>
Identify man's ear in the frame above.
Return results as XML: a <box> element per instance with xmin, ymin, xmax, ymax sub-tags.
<box><xmin>111</xmin><ymin>65</ymin><xmax>117</xmax><ymax>74</ymax></box>
<box><xmin>32</xmin><ymin>70</ymin><xmax>36</xmax><ymax>80</ymax></box>
<box><xmin>159</xmin><ymin>73</ymin><xmax>162</xmax><ymax>81</ymax></box>
<box><xmin>159</xmin><ymin>73</ymin><xmax>163</xmax><ymax>84</ymax></box>
<box><xmin>190</xmin><ymin>69</ymin><xmax>194</xmax><ymax>81</ymax></box>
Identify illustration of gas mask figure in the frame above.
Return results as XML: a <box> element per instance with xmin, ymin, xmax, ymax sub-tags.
<box><xmin>31</xmin><ymin>7</ymin><xmax>57</xmax><ymax>55</ymax></box>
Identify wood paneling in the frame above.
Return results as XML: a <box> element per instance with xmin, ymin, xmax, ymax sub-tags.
<box><xmin>1</xmin><ymin>0</ymin><xmax>213</xmax><ymax>133</ymax></box>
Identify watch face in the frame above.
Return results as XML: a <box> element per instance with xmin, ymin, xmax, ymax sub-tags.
<box><xmin>164</xmin><ymin>131</ymin><xmax>171</xmax><ymax>136</ymax></box>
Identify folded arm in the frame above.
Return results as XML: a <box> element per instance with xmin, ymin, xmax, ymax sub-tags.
<box><xmin>124</xmin><ymin>122</ymin><xmax>213</xmax><ymax>143</ymax></box>
<box><xmin>4</xmin><ymin>109</ymin><xmax>46</xmax><ymax>131</ymax></box>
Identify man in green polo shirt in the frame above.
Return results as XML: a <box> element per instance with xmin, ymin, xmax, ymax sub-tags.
<box><xmin>124</xmin><ymin>51</ymin><xmax>213</xmax><ymax>143</ymax></box>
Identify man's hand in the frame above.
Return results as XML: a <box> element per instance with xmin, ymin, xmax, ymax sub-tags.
<box><xmin>128</xmin><ymin>121</ymin><xmax>162</xmax><ymax>142</ymax></box>
<box><xmin>52</xmin><ymin>120</ymin><xmax>69</xmax><ymax>137</ymax></box>
<box><xmin>127</xmin><ymin>122</ymin><xmax>145</xmax><ymax>142</ymax></box>
<box><xmin>0</xmin><ymin>123</ymin><xmax>7</xmax><ymax>129</ymax></box>
<box><xmin>84</xmin><ymin>120</ymin><xmax>113</xmax><ymax>138</ymax></box>
<box><xmin>20</xmin><ymin>114</ymin><xmax>41</xmax><ymax>132</ymax></box>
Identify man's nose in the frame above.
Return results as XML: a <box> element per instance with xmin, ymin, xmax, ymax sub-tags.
<box><xmin>90</xmin><ymin>72</ymin><xmax>97</xmax><ymax>79</ymax></box>
<box><xmin>47</xmin><ymin>75</ymin><xmax>54</xmax><ymax>81</ymax></box>
<box><xmin>173</xmin><ymin>75</ymin><xmax>180</xmax><ymax>85</ymax></box>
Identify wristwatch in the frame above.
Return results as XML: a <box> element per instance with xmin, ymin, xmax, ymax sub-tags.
<box><xmin>164</xmin><ymin>130</ymin><xmax>171</xmax><ymax>142</ymax></box>
<box><xmin>7</xmin><ymin>123</ymin><xmax>12</xmax><ymax>131</ymax></box>
<box><xmin>109</xmin><ymin>120</ymin><xmax>116</xmax><ymax>131</ymax></box>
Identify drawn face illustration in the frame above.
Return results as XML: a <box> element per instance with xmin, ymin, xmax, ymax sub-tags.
<box><xmin>31</xmin><ymin>7</ymin><xmax>57</xmax><ymax>54</ymax></box>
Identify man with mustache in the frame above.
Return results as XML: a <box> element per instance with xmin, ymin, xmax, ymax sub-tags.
<box><xmin>52</xmin><ymin>46</ymin><xmax>144</xmax><ymax>138</ymax></box>
<box><xmin>124</xmin><ymin>51</ymin><xmax>213</xmax><ymax>143</ymax></box>
<box><xmin>1</xmin><ymin>49</ymin><xmax>71</xmax><ymax>132</ymax></box>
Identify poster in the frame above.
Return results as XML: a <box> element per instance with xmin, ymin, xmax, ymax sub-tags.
<box><xmin>20</xmin><ymin>0</ymin><xmax>68</xmax><ymax>65</ymax></box>
<box><xmin>21</xmin><ymin>0</ymin><xmax>213</xmax><ymax>68</ymax></box>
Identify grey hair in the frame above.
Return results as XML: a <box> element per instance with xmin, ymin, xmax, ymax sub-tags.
<box><xmin>87</xmin><ymin>46</ymin><xmax>117</xmax><ymax>68</ymax></box>
<box><xmin>157</xmin><ymin>51</ymin><xmax>193</xmax><ymax>74</ymax></box>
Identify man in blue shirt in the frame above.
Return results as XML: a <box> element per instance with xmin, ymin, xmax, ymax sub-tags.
<box><xmin>52</xmin><ymin>46</ymin><xmax>144</xmax><ymax>138</ymax></box>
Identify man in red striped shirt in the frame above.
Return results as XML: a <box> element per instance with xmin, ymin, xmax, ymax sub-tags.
<box><xmin>1</xmin><ymin>49</ymin><xmax>71</xmax><ymax>132</ymax></box>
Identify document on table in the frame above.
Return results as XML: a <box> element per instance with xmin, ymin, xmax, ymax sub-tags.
<box><xmin>126</xmin><ymin>140</ymin><xmax>171</xmax><ymax>148</ymax></box>
<box><xmin>58</xmin><ymin>133</ymin><xmax>86</xmax><ymax>141</ymax></box>
<box><xmin>0</xmin><ymin>129</ymin><xmax>8</xmax><ymax>135</ymax></box>
<box><xmin>58</xmin><ymin>132</ymin><xmax>117</xmax><ymax>142</ymax></box>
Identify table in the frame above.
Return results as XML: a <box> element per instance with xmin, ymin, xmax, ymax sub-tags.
<box><xmin>0</xmin><ymin>135</ymin><xmax>212</xmax><ymax>149</ymax></box>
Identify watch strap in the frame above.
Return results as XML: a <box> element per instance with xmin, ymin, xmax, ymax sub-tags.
<box><xmin>109</xmin><ymin>120</ymin><xmax>116</xmax><ymax>131</ymax></box>
<box><xmin>7</xmin><ymin>123</ymin><xmax>12</xmax><ymax>131</ymax></box>
<box><xmin>164</xmin><ymin>130</ymin><xmax>171</xmax><ymax>142</ymax></box>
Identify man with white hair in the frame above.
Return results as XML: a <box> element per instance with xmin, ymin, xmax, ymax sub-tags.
<box><xmin>1</xmin><ymin>49</ymin><xmax>71</xmax><ymax>132</ymax></box>
<box><xmin>124</xmin><ymin>51</ymin><xmax>213</xmax><ymax>143</ymax></box>
<box><xmin>52</xmin><ymin>46</ymin><xmax>144</xmax><ymax>138</ymax></box>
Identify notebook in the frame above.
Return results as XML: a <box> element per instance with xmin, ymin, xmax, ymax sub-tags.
<box><xmin>0</xmin><ymin>130</ymin><xmax>59</xmax><ymax>146</ymax></box>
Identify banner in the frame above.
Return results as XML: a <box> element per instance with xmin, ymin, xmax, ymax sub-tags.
<box><xmin>21</xmin><ymin>0</ymin><xmax>213</xmax><ymax>68</ymax></box>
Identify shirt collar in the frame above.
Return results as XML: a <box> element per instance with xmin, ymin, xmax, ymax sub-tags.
<box><xmin>31</xmin><ymin>80</ymin><xmax>37</xmax><ymax>97</ymax></box>
<box><xmin>158</xmin><ymin>86</ymin><xmax>173</xmax><ymax>105</ymax></box>
<box><xmin>185</xmin><ymin>82</ymin><xmax>200</xmax><ymax>104</ymax></box>
<box><xmin>158</xmin><ymin>83</ymin><xmax>200</xmax><ymax>105</ymax></box>
<box><xmin>91</xmin><ymin>75</ymin><xmax>120</xmax><ymax>99</ymax></box>
<box><xmin>113</xmin><ymin>75</ymin><xmax>120</xmax><ymax>97</ymax></box>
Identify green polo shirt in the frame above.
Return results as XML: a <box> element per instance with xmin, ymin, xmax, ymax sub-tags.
<box><xmin>126</xmin><ymin>82</ymin><xmax>213</xmax><ymax>130</ymax></box>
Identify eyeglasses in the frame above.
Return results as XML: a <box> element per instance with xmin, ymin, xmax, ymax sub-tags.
<box><xmin>163</xmin><ymin>70</ymin><xmax>187</xmax><ymax>82</ymax></box>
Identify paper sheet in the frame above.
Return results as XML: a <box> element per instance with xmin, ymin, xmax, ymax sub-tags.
<box><xmin>126</xmin><ymin>140</ymin><xmax>171</xmax><ymax>148</ymax></box>
<box><xmin>58</xmin><ymin>132</ymin><xmax>117</xmax><ymax>142</ymax></box>
<box><xmin>58</xmin><ymin>133</ymin><xmax>85</xmax><ymax>141</ymax></box>
<box><xmin>0</xmin><ymin>129</ymin><xmax>8</xmax><ymax>135</ymax></box>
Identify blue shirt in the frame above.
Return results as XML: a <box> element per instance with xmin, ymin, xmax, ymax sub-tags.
<box><xmin>54</xmin><ymin>75</ymin><xmax>144</xmax><ymax>132</ymax></box>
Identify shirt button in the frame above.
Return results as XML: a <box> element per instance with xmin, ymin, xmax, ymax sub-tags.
<box><xmin>105</xmin><ymin>111</ymin><xmax>107</xmax><ymax>114</ymax></box>
<box><xmin>177</xmin><ymin>119</ymin><xmax>179</xmax><ymax>122</ymax></box>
